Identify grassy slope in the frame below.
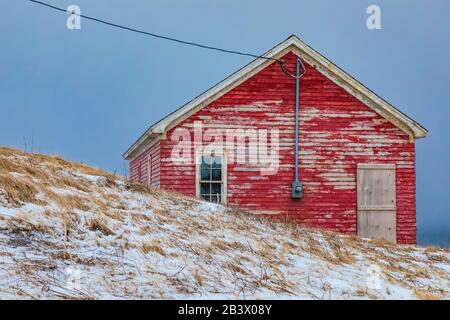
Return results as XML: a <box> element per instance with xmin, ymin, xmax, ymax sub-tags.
<box><xmin>0</xmin><ymin>147</ymin><xmax>448</xmax><ymax>299</ymax></box>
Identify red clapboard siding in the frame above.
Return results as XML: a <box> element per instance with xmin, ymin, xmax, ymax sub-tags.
<box><xmin>133</xmin><ymin>51</ymin><xmax>417</xmax><ymax>244</ymax></box>
<box><xmin>130</xmin><ymin>140</ymin><xmax>161</xmax><ymax>187</ymax></box>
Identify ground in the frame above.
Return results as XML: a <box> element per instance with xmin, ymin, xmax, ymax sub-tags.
<box><xmin>0</xmin><ymin>147</ymin><xmax>448</xmax><ymax>299</ymax></box>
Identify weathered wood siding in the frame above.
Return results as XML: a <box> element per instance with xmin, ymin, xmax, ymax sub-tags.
<box><xmin>130</xmin><ymin>140</ymin><xmax>161</xmax><ymax>187</ymax></box>
<box><xmin>134</xmin><ymin>51</ymin><xmax>417</xmax><ymax>244</ymax></box>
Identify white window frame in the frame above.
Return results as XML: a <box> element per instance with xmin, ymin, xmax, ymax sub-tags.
<box><xmin>195</xmin><ymin>149</ymin><xmax>227</xmax><ymax>204</ymax></box>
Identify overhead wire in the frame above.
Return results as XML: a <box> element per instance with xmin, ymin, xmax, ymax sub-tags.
<box><xmin>29</xmin><ymin>0</ymin><xmax>306</xmax><ymax>78</ymax></box>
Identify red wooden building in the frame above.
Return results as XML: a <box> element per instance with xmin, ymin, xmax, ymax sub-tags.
<box><xmin>123</xmin><ymin>36</ymin><xmax>427</xmax><ymax>244</ymax></box>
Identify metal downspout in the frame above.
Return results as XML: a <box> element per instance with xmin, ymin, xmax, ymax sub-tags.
<box><xmin>292</xmin><ymin>59</ymin><xmax>303</xmax><ymax>199</ymax></box>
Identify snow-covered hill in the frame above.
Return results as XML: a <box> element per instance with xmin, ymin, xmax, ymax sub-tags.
<box><xmin>0</xmin><ymin>147</ymin><xmax>448</xmax><ymax>299</ymax></box>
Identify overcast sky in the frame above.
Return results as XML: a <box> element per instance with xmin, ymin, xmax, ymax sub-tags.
<box><xmin>1</xmin><ymin>0</ymin><xmax>449</xmax><ymax>245</ymax></box>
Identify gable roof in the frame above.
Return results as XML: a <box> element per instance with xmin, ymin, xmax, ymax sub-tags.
<box><xmin>123</xmin><ymin>35</ymin><xmax>427</xmax><ymax>160</ymax></box>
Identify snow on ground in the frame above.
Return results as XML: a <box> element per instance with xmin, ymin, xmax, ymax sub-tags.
<box><xmin>0</xmin><ymin>147</ymin><xmax>448</xmax><ymax>299</ymax></box>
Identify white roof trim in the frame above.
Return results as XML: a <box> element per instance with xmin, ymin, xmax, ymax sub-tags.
<box><xmin>124</xmin><ymin>35</ymin><xmax>427</xmax><ymax>160</ymax></box>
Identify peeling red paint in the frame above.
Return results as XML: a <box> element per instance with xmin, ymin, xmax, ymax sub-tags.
<box><xmin>130</xmin><ymin>140</ymin><xmax>160</xmax><ymax>187</ymax></box>
<box><xmin>130</xmin><ymin>52</ymin><xmax>417</xmax><ymax>244</ymax></box>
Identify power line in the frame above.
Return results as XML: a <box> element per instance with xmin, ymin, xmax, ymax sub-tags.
<box><xmin>28</xmin><ymin>0</ymin><xmax>304</xmax><ymax>78</ymax></box>
<box><xmin>29</xmin><ymin>0</ymin><xmax>277</xmax><ymax>61</ymax></box>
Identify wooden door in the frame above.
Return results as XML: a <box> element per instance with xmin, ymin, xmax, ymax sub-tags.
<box><xmin>357</xmin><ymin>164</ymin><xmax>397</xmax><ymax>243</ymax></box>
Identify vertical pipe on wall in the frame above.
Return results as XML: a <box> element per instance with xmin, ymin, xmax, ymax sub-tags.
<box><xmin>295</xmin><ymin>59</ymin><xmax>300</xmax><ymax>182</ymax></box>
<box><xmin>292</xmin><ymin>59</ymin><xmax>303</xmax><ymax>199</ymax></box>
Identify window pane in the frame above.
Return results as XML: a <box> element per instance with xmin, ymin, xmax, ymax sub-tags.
<box><xmin>212</xmin><ymin>156</ymin><xmax>222</xmax><ymax>169</ymax></box>
<box><xmin>211</xmin><ymin>183</ymin><xmax>221</xmax><ymax>196</ymax></box>
<box><xmin>212</xmin><ymin>169</ymin><xmax>221</xmax><ymax>181</ymax></box>
<box><xmin>199</xmin><ymin>154</ymin><xmax>223</xmax><ymax>204</ymax></box>
<box><xmin>201</xmin><ymin>168</ymin><xmax>211</xmax><ymax>180</ymax></box>
<box><xmin>200</xmin><ymin>183</ymin><xmax>210</xmax><ymax>195</ymax></box>
<box><xmin>202</xmin><ymin>156</ymin><xmax>213</xmax><ymax>168</ymax></box>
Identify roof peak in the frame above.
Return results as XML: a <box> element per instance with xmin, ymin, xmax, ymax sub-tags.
<box><xmin>123</xmin><ymin>35</ymin><xmax>427</xmax><ymax>160</ymax></box>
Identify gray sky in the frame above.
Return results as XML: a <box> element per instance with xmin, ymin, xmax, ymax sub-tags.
<box><xmin>1</xmin><ymin>0</ymin><xmax>449</xmax><ymax>244</ymax></box>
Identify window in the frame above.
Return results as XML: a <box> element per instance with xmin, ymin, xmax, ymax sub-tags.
<box><xmin>197</xmin><ymin>151</ymin><xmax>226</xmax><ymax>204</ymax></box>
<box><xmin>147</xmin><ymin>156</ymin><xmax>152</xmax><ymax>186</ymax></box>
<box><xmin>137</xmin><ymin>161</ymin><xmax>142</xmax><ymax>181</ymax></box>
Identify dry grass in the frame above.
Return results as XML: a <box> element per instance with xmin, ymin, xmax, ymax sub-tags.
<box><xmin>140</xmin><ymin>241</ymin><xmax>166</xmax><ymax>256</ymax></box>
<box><xmin>0</xmin><ymin>146</ymin><xmax>449</xmax><ymax>300</ymax></box>
<box><xmin>138</xmin><ymin>225</ymin><xmax>152</xmax><ymax>235</ymax></box>
<box><xmin>5</xmin><ymin>214</ymin><xmax>50</xmax><ymax>235</ymax></box>
<box><xmin>0</xmin><ymin>147</ymin><xmax>116</xmax><ymax>205</ymax></box>
<box><xmin>86</xmin><ymin>216</ymin><xmax>114</xmax><ymax>236</ymax></box>
<box><xmin>46</xmin><ymin>191</ymin><xmax>90</xmax><ymax>212</ymax></box>
<box><xmin>226</xmin><ymin>261</ymin><xmax>249</xmax><ymax>275</ymax></box>
<box><xmin>0</xmin><ymin>173</ymin><xmax>41</xmax><ymax>207</ymax></box>
<box><xmin>193</xmin><ymin>269</ymin><xmax>203</xmax><ymax>286</ymax></box>
<box><xmin>414</xmin><ymin>288</ymin><xmax>442</xmax><ymax>300</ymax></box>
<box><xmin>326</xmin><ymin>234</ymin><xmax>357</xmax><ymax>265</ymax></box>
<box><xmin>55</xmin><ymin>176</ymin><xmax>91</xmax><ymax>193</ymax></box>
<box><xmin>211</xmin><ymin>239</ymin><xmax>232</xmax><ymax>252</ymax></box>
<box><xmin>0</xmin><ymin>147</ymin><xmax>110</xmax><ymax>176</ymax></box>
